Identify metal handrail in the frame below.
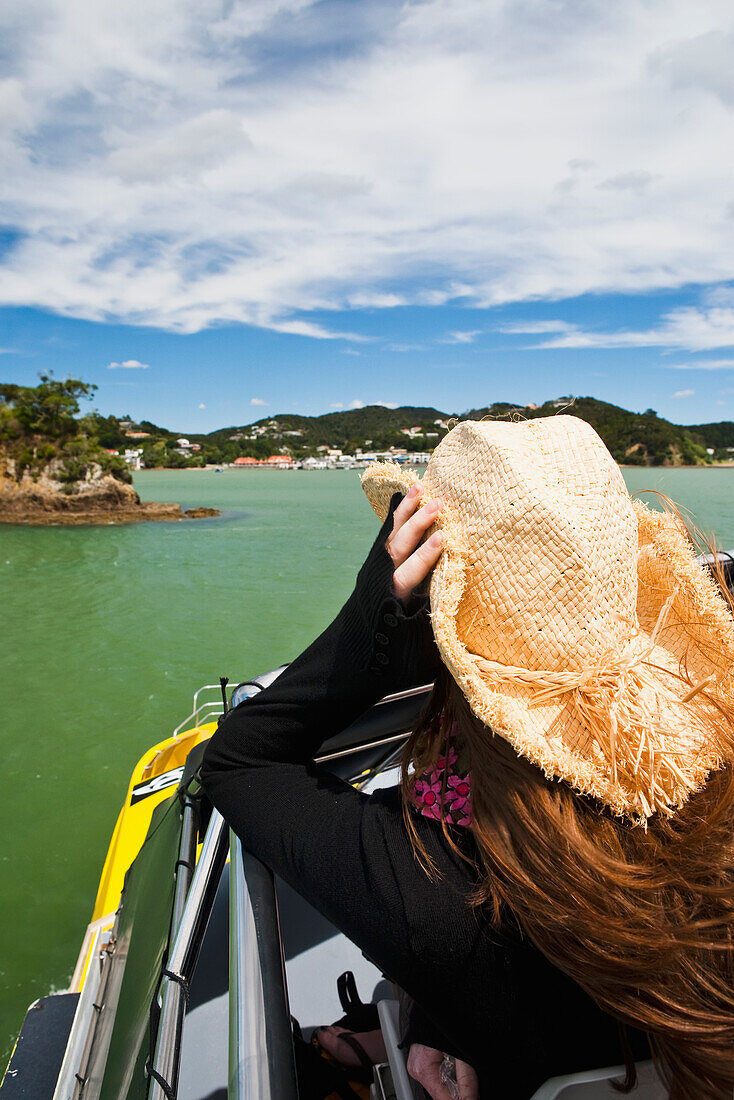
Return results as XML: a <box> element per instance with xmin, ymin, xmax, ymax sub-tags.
<box><xmin>173</xmin><ymin>674</ymin><xmax>433</xmax><ymax>741</ymax></box>
<box><xmin>229</xmin><ymin>834</ymin><xmax>298</xmax><ymax>1100</ymax></box>
<box><xmin>172</xmin><ymin>684</ymin><xmax>229</xmax><ymax>736</ymax></box>
<box><xmin>147</xmin><ymin>808</ymin><xmax>229</xmax><ymax>1100</ymax></box>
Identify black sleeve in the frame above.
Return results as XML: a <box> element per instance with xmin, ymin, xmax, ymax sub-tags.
<box><xmin>400</xmin><ymin>997</ymin><xmax>463</xmax><ymax>1060</ymax></box>
<box><xmin>200</xmin><ymin>495</ymin><xmax>441</xmax><ymax>981</ymax></box>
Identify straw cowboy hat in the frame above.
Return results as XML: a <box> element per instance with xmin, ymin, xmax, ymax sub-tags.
<box><xmin>362</xmin><ymin>416</ymin><xmax>734</xmax><ymax>820</ymax></box>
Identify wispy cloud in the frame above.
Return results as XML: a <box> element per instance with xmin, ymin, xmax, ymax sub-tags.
<box><xmin>250</xmin><ymin>397</ymin><xmax>268</xmax><ymax>406</ymax></box>
<box><xmin>531</xmin><ymin>308</ymin><xmax>734</xmax><ymax>352</ymax></box>
<box><xmin>672</xmin><ymin>389</ymin><xmax>695</xmax><ymax>398</ymax></box>
<box><xmin>330</xmin><ymin>402</ymin><xmax>344</xmax><ymax>409</ymax></box>
<box><xmin>596</xmin><ymin>170</ymin><xmax>659</xmax><ymax>193</ymax></box>
<box><xmin>4</xmin><ymin>2</ymin><xmax>734</xmax><ymax>333</ymax></box>
<box><xmin>498</xmin><ymin>321</ymin><xmax>578</xmax><ymax>335</ymax></box>
<box><xmin>349</xmin><ymin>399</ymin><xmax>365</xmax><ymax>409</ymax></box>
<box><xmin>442</xmin><ymin>330</ymin><xmax>482</xmax><ymax>345</ymax></box>
<box><xmin>107</xmin><ymin>359</ymin><xmax>149</xmax><ymax>369</ymax></box>
<box><xmin>198</xmin><ymin>402</ymin><xmax>206</xmax><ymax>408</ymax></box>
<box><xmin>269</xmin><ymin>320</ymin><xmax>369</xmax><ymax>342</ymax></box>
<box><xmin>667</xmin><ymin>359</ymin><xmax>734</xmax><ymax>369</ymax></box>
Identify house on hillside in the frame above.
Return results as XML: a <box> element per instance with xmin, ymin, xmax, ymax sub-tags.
<box><xmin>123</xmin><ymin>448</ymin><xmax>144</xmax><ymax>470</ymax></box>
<box><xmin>174</xmin><ymin>438</ymin><xmax>201</xmax><ymax>456</ymax></box>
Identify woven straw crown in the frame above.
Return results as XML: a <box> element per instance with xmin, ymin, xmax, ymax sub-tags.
<box><xmin>362</xmin><ymin>416</ymin><xmax>734</xmax><ymax>819</ymax></box>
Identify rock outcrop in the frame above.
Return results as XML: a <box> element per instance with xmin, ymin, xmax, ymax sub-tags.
<box><xmin>0</xmin><ymin>457</ymin><xmax>218</xmax><ymax>525</ymax></box>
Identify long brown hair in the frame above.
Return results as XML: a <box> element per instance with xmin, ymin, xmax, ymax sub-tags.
<box><xmin>402</xmin><ymin>654</ymin><xmax>734</xmax><ymax>1098</ymax></box>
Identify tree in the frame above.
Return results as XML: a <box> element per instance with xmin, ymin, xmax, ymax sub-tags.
<box><xmin>4</xmin><ymin>374</ymin><xmax>97</xmax><ymax>438</ymax></box>
<box><xmin>0</xmin><ymin>374</ymin><xmax>134</xmax><ymax>486</ymax></box>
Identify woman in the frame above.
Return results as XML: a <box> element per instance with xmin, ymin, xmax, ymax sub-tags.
<box><xmin>201</xmin><ymin>416</ymin><xmax>734</xmax><ymax>1100</ymax></box>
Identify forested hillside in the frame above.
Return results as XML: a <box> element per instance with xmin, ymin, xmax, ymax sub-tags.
<box><xmin>4</xmin><ymin>381</ymin><xmax>732</xmax><ymax>468</ymax></box>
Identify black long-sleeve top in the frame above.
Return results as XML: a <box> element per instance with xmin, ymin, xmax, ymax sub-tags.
<box><xmin>201</xmin><ymin>502</ymin><xmax>642</xmax><ymax>1098</ymax></box>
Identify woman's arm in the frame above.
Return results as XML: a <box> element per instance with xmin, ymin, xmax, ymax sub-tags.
<box><xmin>199</xmin><ymin>489</ymin><xmax>444</xmax><ymax>977</ymax></box>
<box><xmin>201</xmin><ymin>487</ymin><xmax>443</xmax><ymax>771</ymax></box>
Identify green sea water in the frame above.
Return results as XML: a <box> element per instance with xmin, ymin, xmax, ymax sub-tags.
<box><xmin>3</xmin><ymin>464</ymin><xmax>734</xmax><ymax>1065</ymax></box>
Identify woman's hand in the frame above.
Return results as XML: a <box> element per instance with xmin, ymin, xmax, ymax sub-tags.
<box><xmin>406</xmin><ymin>1044</ymin><xmax>479</xmax><ymax>1100</ymax></box>
<box><xmin>386</xmin><ymin>485</ymin><xmax>444</xmax><ymax>604</ymax></box>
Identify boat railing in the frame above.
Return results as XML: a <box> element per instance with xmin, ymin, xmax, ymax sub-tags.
<box><xmin>148</xmin><ymin>803</ymin><xmax>229</xmax><ymax>1100</ymax></box>
<box><xmin>172</xmin><ymin>674</ymin><xmax>433</xmax><ymax>753</ymax></box>
<box><xmin>171</xmin><ymin>684</ymin><xmax>229</xmax><ymax>737</ymax></box>
<box><xmin>229</xmin><ymin>833</ymin><xmax>298</xmax><ymax>1100</ymax></box>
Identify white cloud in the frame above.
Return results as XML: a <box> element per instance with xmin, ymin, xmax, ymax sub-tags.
<box><xmin>269</xmin><ymin>320</ymin><xmax>370</xmax><ymax>341</ymax></box>
<box><xmin>198</xmin><ymin>402</ymin><xmax>206</xmax><ymax>408</ymax></box>
<box><xmin>667</xmin><ymin>359</ymin><xmax>734</xmax><ymax>369</ymax></box>
<box><xmin>442</xmin><ymin>330</ymin><xmax>482</xmax><ymax>345</ymax></box>
<box><xmin>107</xmin><ymin>110</ymin><xmax>252</xmax><ymax>184</ymax></box>
<box><xmin>4</xmin><ymin>2</ymin><xmax>734</xmax><ymax>332</ymax></box>
<box><xmin>349</xmin><ymin>399</ymin><xmax>365</xmax><ymax>409</ymax></box>
<box><xmin>250</xmin><ymin>397</ymin><xmax>268</xmax><ymax>406</ymax></box>
<box><xmin>329</xmin><ymin>402</ymin><xmax>344</xmax><ymax>409</ymax></box>
<box><xmin>347</xmin><ymin>292</ymin><xmax>406</xmax><ymax>308</ymax></box>
<box><xmin>107</xmin><ymin>359</ymin><xmax>149</xmax><ymax>369</ymax></box>
<box><xmin>672</xmin><ymin>389</ymin><xmax>695</xmax><ymax>398</ymax></box>
<box><xmin>376</xmin><ymin>401</ymin><xmax>399</xmax><ymax>408</ymax></box>
<box><xmin>532</xmin><ymin>308</ymin><xmax>734</xmax><ymax>352</ymax></box>
<box><xmin>498</xmin><ymin>321</ymin><xmax>578</xmax><ymax>335</ymax></box>
<box><xmin>596</xmin><ymin>170</ymin><xmax>659</xmax><ymax>193</ymax></box>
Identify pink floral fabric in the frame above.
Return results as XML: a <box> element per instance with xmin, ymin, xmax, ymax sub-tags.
<box><xmin>413</xmin><ymin>744</ymin><xmax>472</xmax><ymax>827</ymax></box>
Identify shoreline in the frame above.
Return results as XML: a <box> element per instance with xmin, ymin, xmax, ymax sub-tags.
<box><xmin>0</xmin><ymin>503</ymin><xmax>221</xmax><ymax>526</ymax></box>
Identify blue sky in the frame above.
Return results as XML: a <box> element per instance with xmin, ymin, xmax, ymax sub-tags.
<box><xmin>3</xmin><ymin>0</ymin><xmax>734</xmax><ymax>431</ymax></box>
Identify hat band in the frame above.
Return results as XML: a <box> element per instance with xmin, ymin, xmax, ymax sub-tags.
<box><xmin>463</xmin><ymin>593</ymin><xmax>715</xmax><ymax>817</ymax></box>
<box><xmin>465</xmin><ymin>588</ymin><xmax>681</xmax><ymax>702</ymax></box>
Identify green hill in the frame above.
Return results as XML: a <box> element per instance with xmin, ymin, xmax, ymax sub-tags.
<box><xmin>214</xmin><ymin>396</ymin><xmax>710</xmax><ymax>467</ymax></box>
<box><xmin>684</xmin><ymin>421</ymin><xmax>734</xmax><ymax>452</ymax></box>
<box><xmin>5</xmin><ymin>380</ymin><xmax>731</xmax><ymax>469</ymax></box>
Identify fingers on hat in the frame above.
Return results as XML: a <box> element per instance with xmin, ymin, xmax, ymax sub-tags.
<box><xmin>389</xmin><ymin>497</ymin><xmax>443</xmax><ymax>565</ymax></box>
<box><xmin>361</xmin><ymin>461</ymin><xmax>421</xmax><ymax>521</ymax></box>
<box><xmin>393</xmin><ymin>531</ymin><xmax>444</xmax><ymax>603</ymax></box>
<box><xmin>390</xmin><ymin>483</ymin><xmax>426</xmax><ymax>531</ymax></box>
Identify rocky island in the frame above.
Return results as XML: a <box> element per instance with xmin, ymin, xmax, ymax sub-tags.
<box><xmin>0</xmin><ymin>377</ymin><xmax>220</xmax><ymax>525</ymax></box>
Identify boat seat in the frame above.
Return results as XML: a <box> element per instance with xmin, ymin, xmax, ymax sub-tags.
<box><xmin>528</xmin><ymin>1059</ymin><xmax>667</xmax><ymax>1099</ymax></box>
